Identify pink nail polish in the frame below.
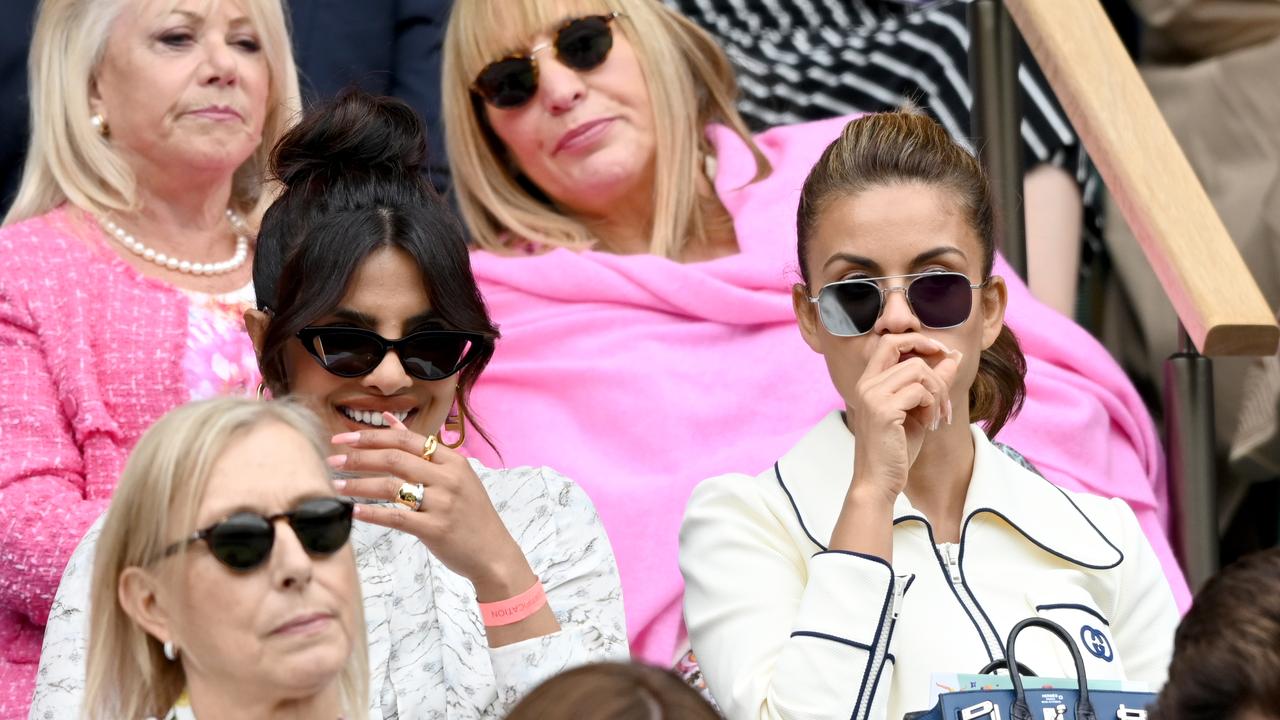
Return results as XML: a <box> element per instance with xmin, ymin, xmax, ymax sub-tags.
<box><xmin>326</xmin><ymin>454</ymin><xmax>348</xmax><ymax>468</ymax></box>
<box><xmin>945</xmin><ymin>397</ymin><xmax>954</xmax><ymax>425</ymax></box>
<box><xmin>332</xmin><ymin>479</ymin><xmax>347</xmax><ymax>491</ymax></box>
<box><xmin>331</xmin><ymin>432</ymin><xmax>361</xmax><ymax>445</ymax></box>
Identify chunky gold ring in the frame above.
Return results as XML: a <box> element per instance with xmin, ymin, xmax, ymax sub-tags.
<box><xmin>395</xmin><ymin>482</ymin><xmax>425</xmax><ymax>511</ymax></box>
<box><xmin>421</xmin><ymin>434</ymin><xmax>439</xmax><ymax>462</ymax></box>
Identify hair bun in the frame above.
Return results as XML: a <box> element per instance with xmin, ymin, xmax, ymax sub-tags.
<box><xmin>271</xmin><ymin>88</ymin><xmax>427</xmax><ymax>190</ymax></box>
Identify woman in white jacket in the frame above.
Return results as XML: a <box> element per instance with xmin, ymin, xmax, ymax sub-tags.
<box><xmin>678</xmin><ymin>112</ymin><xmax>1180</xmax><ymax>720</ymax></box>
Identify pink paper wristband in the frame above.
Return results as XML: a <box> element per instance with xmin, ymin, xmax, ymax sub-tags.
<box><xmin>478</xmin><ymin>580</ymin><xmax>547</xmax><ymax>627</ymax></box>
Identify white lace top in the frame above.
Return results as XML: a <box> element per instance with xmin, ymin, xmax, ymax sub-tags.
<box><xmin>29</xmin><ymin>460</ymin><xmax>629</xmax><ymax>719</ymax></box>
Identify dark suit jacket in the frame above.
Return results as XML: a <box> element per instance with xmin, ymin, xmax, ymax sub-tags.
<box><xmin>289</xmin><ymin>0</ymin><xmax>454</xmax><ymax>195</ymax></box>
<box><xmin>0</xmin><ymin>2</ymin><xmax>37</xmax><ymax>212</ymax></box>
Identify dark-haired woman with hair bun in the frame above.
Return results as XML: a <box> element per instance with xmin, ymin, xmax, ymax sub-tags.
<box><xmin>30</xmin><ymin>89</ymin><xmax>628</xmax><ymax>719</ymax></box>
<box><xmin>679</xmin><ymin>113</ymin><xmax>1180</xmax><ymax>719</ymax></box>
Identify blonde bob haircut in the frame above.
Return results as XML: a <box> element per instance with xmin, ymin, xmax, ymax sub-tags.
<box><xmin>4</xmin><ymin>0</ymin><xmax>301</xmax><ymax>226</ymax></box>
<box><xmin>443</xmin><ymin>0</ymin><xmax>771</xmax><ymax>258</ymax></box>
<box><xmin>82</xmin><ymin>397</ymin><xmax>369</xmax><ymax>720</ymax></box>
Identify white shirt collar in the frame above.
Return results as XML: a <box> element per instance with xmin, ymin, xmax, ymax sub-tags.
<box><xmin>773</xmin><ymin>411</ymin><xmax>1123</xmax><ymax>568</ymax></box>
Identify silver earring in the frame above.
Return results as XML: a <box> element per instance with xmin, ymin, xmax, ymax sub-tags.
<box><xmin>163</xmin><ymin>640</ymin><xmax>178</xmax><ymax>661</ymax></box>
<box><xmin>90</xmin><ymin>113</ymin><xmax>108</xmax><ymax>137</ymax></box>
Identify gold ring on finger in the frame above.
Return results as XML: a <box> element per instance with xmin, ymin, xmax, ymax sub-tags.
<box><xmin>396</xmin><ymin>482</ymin><xmax>425</xmax><ymax>511</ymax></box>
<box><xmin>421</xmin><ymin>434</ymin><xmax>439</xmax><ymax>462</ymax></box>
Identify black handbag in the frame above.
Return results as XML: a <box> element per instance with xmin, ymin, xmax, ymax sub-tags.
<box><xmin>904</xmin><ymin>617</ymin><xmax>1155</xmax><ymax>719</ymax></box>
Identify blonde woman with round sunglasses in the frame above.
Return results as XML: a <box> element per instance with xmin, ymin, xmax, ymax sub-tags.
<box><xmin>83</xmin><ymin>398</ymin><xmax>368</xmax><ymax>720</ymax></box>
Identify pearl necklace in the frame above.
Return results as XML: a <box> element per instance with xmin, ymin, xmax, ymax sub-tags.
<box><xmin>100</xmin><ymin>209</ymin><xmax>250</xmax><ymax>276</ymax></box>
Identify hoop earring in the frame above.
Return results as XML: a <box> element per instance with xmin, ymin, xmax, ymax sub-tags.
<box><xmin>90</xmin><ymin>113</ymin><xmax>108</xmax><ymax>137</ymax></box>
<box><xmin>441</xmin><ymin>401</ymin><xmax>467</xmax><ymax>449</ymax></box>
<box><xmin>163</xmin><ymin>640</ymin><xmax>178</xmax><ymax>662</ymax></box>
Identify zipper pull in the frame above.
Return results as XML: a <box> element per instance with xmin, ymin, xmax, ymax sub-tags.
<box><xmin>891</xmin><ymin>576</ymin><xmax>908</xmax><ymax>619</ymax></box>
<box><xmin>943</xmin><ymin>543</ymin><xmax>963</xmax><ymax>584</ymax></box>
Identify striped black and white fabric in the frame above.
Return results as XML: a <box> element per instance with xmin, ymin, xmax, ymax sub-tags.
<box><xmin>665</xmin><ymin>0</ymin><xmax>1102</xmax><ymax>225</ymax></box>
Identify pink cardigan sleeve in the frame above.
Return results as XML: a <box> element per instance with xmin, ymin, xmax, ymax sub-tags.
<box><xmin>0</xmin><ymin>284</ymin><xmax>109</xmax><ymax>627</ymax></box>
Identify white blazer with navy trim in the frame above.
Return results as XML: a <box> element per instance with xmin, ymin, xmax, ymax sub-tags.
<box><xmin>679</xmin><ymin>411</ymin><xmax>1178</xmax><ymax>720</ymax></box>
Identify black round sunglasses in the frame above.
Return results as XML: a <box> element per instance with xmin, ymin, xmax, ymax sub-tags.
<box><xmin>472</xmin><ymin>12</ymin><xmax>623</xmax><ymax>109</ymax></box>
<box><xmin>157</xmin><ymin>497</ymin><xmax>353</xmax><ymax>572</ymax></box>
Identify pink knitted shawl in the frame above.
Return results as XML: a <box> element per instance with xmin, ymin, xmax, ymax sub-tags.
<box><xmin>465</xmin><ymin>116</ymin><xmax>1192</xmax><ymax>664</ymax></box>
<box><xmin>0</xmin><ymin>206</ymin><xmax>190</xmax><ymax>717</ymax></box>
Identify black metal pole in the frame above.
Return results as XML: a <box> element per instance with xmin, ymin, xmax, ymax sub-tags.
<box><xmin>1163</xmin><ymin>324</ymin><xmax>1218</xmax><ymax>591</ymax></box>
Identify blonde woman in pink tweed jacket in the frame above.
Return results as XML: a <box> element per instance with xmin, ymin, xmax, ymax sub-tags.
<box><xmin>0</xmin><ymin>0</ymin><xmax>300</xmax><ymax>715</ymax></box>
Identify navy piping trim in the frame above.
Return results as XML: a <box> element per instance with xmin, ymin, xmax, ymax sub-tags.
<box><xmin>968</xmin><ymin>472</ymin><xmax>1125</xmax><ymax>569</ymax></box>
<box><xmin>775</xmin><ymin>463</ymin><xmax>828</xmax><ymax>552</ymax></box>
<box><xmin>790</xmin><ymin>631</ymin><xmax>873</xmax><ymax>652</ymax></box>
<box><xmin>902</xmin><ymin>573</ymin><xmax>917</xmax><ymax>596</ymax></box>
<box><xmin>969</xmin><ymin>505</ymin><xmax>1123</xmax><ymax>570</ymax></box>
<box><xmin>813</xmin><ymin>549</ymin><xmax>893</xmax><ymax>571</ymax></box>
<box><xmin>1035</xmin><ymin>603</ymin><xmax>1111</xmax><ymax>626</ymax></box>
<box><xmin>849</xmin><ymin>573</ymin><xmax>894</xmax><ymax>720</ymax></box>
<box><xmin>933</xmin><ymin>544</ymin><xmax>996</xmax><ymax>662</ymax></box>
<box><xmin>955</xmin><ymin>535</ymin><xmax>1006</xmax><ymax>658</ymax></box>
<box><xmin>899</xmin><ymin>515</ymin><xmax>996</xmax><ymax>663</ymax></box>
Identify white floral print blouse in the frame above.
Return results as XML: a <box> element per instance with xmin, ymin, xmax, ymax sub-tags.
<box><xmin>29</xmin><ymin>461</ymin><xmax>629</xmax><ymax>719</ymax></box>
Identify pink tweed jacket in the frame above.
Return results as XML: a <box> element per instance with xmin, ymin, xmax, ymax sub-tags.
<box><xmin>0</xmin><ymin>205</ymin><xmax>191</xmax><ymax>718</ymax></box>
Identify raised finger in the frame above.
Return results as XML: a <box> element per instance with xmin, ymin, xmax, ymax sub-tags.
<box><xmin>331</xmin><ymin>425</ymin><xmax>432</xmax><ymax>457</ymax></box>
<box><xmin>931</xmin><ymin>350</ymin><xmax>963</xmax><ymax>389</ymax></box>
<box><xmin>895</xmin><ymin>384</ymin><xmax>943</xmax><ymax>430</ymax></box>
<box><xmin>332</xmin><ymin>474</ymin><xmax>409</xmax><ymax>502</ymax></box>
<box><xmin>376</xmin><ymin>412</ymin><xmax>458</xmax><ymax>468</ymax></box>
<box><xmin>865</xmin><ymin>332</ymin><xmax>948</xmax><ymax>377</ymax></box>
<box><xmin>349</xmin><ymin>502</ymin><xmax>430</xmax><ymax>534</ymax></box>
<box><xmin>865</xmin><ymin>356</ymin><xmax>947</xmax><ymax>402</ymax></box>
<box><xmin>328</xmin><ymin>446</ymin><xmax>434</xmax><ymax>480</ymax></box>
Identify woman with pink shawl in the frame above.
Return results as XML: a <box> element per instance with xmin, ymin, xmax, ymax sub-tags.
<box><xmin>440</xmin><ymin>0</ymin><xmax>1190</xmax><ymax>664</ymax></box>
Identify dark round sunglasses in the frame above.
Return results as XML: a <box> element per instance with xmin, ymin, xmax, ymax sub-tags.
<box><xmin>472</xmin><ymin>12</ymin><xmax>622</xmax><ymax>109</ymax></box>
<box><xmin>157</xmin><ymin>497</ymin><xmax>353</xmax><ymax>572</ymax></box>
<box><xmin>809</xmin><ymin>271</ymin><xmax>990</xmax><ymax>337</ymax></box>
<box><xmin>297</xmin><ymin>326</ymin><xmax>490</xmax><ymax>381</ymax></box>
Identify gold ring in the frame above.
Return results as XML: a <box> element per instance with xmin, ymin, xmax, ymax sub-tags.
<box><xmin>421</xmin><ymin>434</ymin><xmax>439</xmax><ymax>462</ymax></box>
<box><xmin>395</xmin><ymin>482</ymin><xmax>425</xmax><ymax>511</ymax></box>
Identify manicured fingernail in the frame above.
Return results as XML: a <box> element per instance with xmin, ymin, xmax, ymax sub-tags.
<box><xmin>326</xmin><ymin>454</ymin><xmax>347</xmax><ymax>468</ymax></box>
<box><xmin>331</xmin><ymin>432</ymin><xmax>360</xmax><ymax>445</ymax></box>
<box><xmin>351</xmin><ymin>503</ymin><xmax>366</xmax><ymax>517</ymax></box>
<box><xmin>381</xmin><ymin>411</ymin><xmax>403</xmax><ymax>427</ymax></box>
<box><xmin>332</xmin><ymin>479</ymin><xmax>347</xmax><ymax>491</ymax></box>
<box><xmin>945</xmin><ymin>397</ymin><xmax>954</xmax><ymax>425</ymax></box>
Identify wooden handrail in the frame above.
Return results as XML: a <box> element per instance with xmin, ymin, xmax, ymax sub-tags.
<box><xmin>1004</xmin><ymin>0</ymin><xmax>1279</xmax><ymax>357</ymax></box>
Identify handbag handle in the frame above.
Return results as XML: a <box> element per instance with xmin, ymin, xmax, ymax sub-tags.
<box><xmin>976</xmin><ymin>659</ymin><xmax>1039</xmax><ymax>677</ymax></box>
<box><xmin>1005</xmin><ymin>617</ymin><xmax>1097</xmax><ymax>720</ymax></box>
